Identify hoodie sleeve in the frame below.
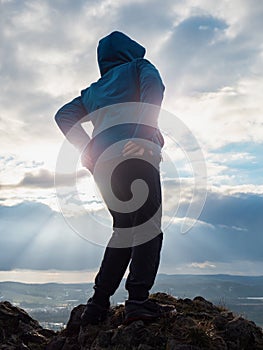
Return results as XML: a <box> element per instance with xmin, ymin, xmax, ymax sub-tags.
<box><xmin>54</xmin><ymin>96</ymin><xmax>91</xmax><ymax>152</ymax></box>
<box><xmin>136</xmin><ymin>58</ymin><xmax>165</xmax><ymax>106</ymax></box>
<box><xmin>134</xmin><ymin>59</ymin><xmax>165</xmax><ymax>150</ymax></box>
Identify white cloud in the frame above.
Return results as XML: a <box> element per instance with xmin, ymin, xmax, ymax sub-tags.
<box><xmin>0</xmin><ymin>269</ymin><xmax>97</xmax><ymax>283</ymax></box>
<box><xmin>1</xmin><ymin>0</ymin><xmax>262</xmax><ymax>156</ymax></box>
<box><xmin>168</xmin><ymin>78</ymin><xmax>263</xmax><ymax>150</ymax></box>
<box><xmin>160</xmin><ymin>260</ymin><xmax>263</xmax><ymax>276</ymax></box>
<box><xmin>189</xmin><ymin>261</ymin><xmax>216</xmax><ymax>269</ymax></box>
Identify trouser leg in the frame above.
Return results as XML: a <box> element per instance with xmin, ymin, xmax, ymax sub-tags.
<box><xmin>123</xmin><ymin>157</ymin><xmax>163</xmax><ymax>300</ymax></box>
<box><xmin>126</xmin><ymin>232</ymin><xmax>163</xmax><ymax>300</ymax></box>
<box><xmin>92</xmin><ymin>246</ymin><xmax>132</xmax><ymax>306</ymax></box>
<box><xmin>92</xmin><ymin>155</ymin><xmax>162</xmax><ymax>303</ymax></box>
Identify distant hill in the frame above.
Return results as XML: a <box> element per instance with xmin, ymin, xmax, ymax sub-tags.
<box><xmin>1</xmin><ymin>274</ymin><xmax>263</xmax><ymax>328</ymax></box>
<box><xmin>154</xmin><ymin>274</ymin><xmax>263</xmax><ymax>299</ymax></box>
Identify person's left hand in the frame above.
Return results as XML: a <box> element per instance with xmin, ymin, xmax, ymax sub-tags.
<box><xmin>122</xmin><ymin>141</ymin><xmax>145</xmax><ymax>157</ymax></box>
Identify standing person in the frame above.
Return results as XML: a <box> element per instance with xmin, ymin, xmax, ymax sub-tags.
<box><xmin>55</xmin><ymin>31</ymin><xmax>170</xmax><ymax>324</ymax></box>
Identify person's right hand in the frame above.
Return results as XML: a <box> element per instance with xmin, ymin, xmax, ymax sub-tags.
<box><xmin>122</xmin><ymin>141</ymin><xmax>145</xmax><ymax>157</ymax></box>
<box><xmin>122</xmin><ymin>140</ymin><xmax>153</xmax><ymax>157</ymax></box>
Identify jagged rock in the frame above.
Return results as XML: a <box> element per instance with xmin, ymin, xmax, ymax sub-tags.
<box><xmin>224</xmin><ymin>316</ymin><xmax>263</xmax><ymax>349</ymax></box>
<box><xmin>1</xmin><ymin>294</ymin><xmax>263</xmax><ymax>349</ymax></box>
<box><xmin>0</xmin><ymin>301</ymin><xmax>54</xmax><ymax>349</ymax></box>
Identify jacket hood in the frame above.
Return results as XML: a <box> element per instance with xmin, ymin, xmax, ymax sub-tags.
<box><xmin>97</xmin><ymin>31</ymin><xmax>146</xmax><ymax>76</ymax></box>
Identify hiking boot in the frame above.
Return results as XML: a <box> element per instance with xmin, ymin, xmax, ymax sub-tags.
<box><xmin>81</xmin><ymin>298</ymin><xmax>110</xmax><ymax>326</ymax></box>
<box><xmin>124</xmin><ymin>298</ymin><xmax>176</xmax><ymax>324</ymax></box>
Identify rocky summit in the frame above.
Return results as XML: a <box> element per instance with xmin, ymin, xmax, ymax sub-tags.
<box><xmin>1</xmin><ymin>293</ymin><xmax>263</xmax><ymax>350</ymax></box>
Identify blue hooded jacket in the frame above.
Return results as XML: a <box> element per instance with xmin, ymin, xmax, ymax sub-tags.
<box><xmin>55</xmin><ymin>31</ymin><xmax>165</xmax><ymax>167</ymax></box>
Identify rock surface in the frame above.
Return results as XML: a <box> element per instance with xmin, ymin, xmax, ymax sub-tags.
<box><xmin>0</xmin><ymin>300</ymin><xmax>54</xmax><ymax>349</ymax></box>
<box><xmin>1</xmin><ymin>293</ymin><xmax>263</xmax><ymax>349</ymax></box>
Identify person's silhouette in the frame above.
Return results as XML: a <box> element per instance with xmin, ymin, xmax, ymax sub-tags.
<box><xmin>55</xmin><ymin>31</ymin><xmax>172</xmax><ymax>324</ymax></box>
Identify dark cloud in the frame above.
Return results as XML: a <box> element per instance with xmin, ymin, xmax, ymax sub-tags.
<box><xmin>19</xmin><ymin>168</ymin><xmax>89</xmax><ymax>188</ymax></box>
<box><xmin>162</xmin><ymin>190</ymin><xmax>263</xmax><ymax>266</ymax></box>
<box><xmin>199</xmin><ymin>191</ymin><xmax>263</xmax><ymax>233</ymax></box>
<box><xmin>0</xmin><ymin>201</ymin><xmax>104</xmax><ymax>271</ymax></box>
<box><xmin>161</xmin><ymin>15</ymin><xmax>260</xmax><ymax>94</ymax></box>
<box><xmin>0</xmin><ymin>168</ymin><xmax>89</xmax><ymax>189</ymax></box>
<box><xmin>0</xmin><ymin>189</ymin><xmax>262</xmax><ymax>272</ymax></box>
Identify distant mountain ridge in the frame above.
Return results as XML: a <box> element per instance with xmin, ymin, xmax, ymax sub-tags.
<box><xmin>154</xmin><ymin>274</ymin><xmax>263</xmax><ymax>298</ymax></box>
<box><xmin>1</xmin><ymin>274</ymin><xmax>263</xmax><ymax>328</ymax></box>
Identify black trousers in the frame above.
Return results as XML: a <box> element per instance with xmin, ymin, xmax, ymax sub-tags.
<box><xmin>92</xmin><ymin>155</ymin><xmax>163</xmax><ymax>303</ymax></box>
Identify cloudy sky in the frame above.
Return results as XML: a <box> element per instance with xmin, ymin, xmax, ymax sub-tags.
<box><xmin>1</xmin><ymin>0</ymin><xmax>263</xmax><ymax>283</ymax></box>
